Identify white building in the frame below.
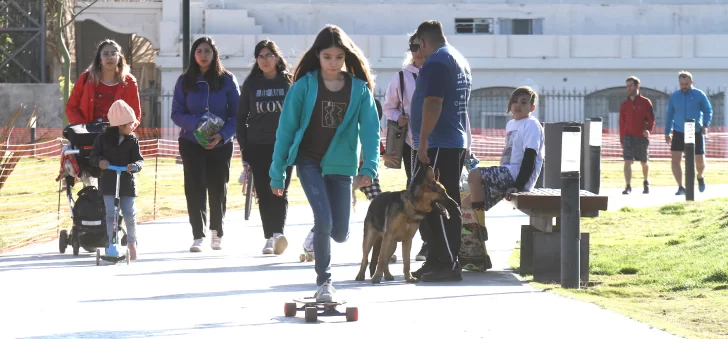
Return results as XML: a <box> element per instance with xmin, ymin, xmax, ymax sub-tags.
<box><xmin>78</xmin><ymin>0</ymin><xmax>728</xmax><ymax>133</ymax></box>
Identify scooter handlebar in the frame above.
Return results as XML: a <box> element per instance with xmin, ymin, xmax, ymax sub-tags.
<box><xmin>106</xmin><ymin>165</ymin><xmax>139</xmax><ymax>173</ymax></box>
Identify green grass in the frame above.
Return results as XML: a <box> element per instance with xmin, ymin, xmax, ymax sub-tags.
<box><xmin>0</xmin><ymin>155</ymin><xmax>409</xmax><ymax>252</ymax></box>
<box><xmin>510</xmin><ymin>198</ymin><xmax>728</xmax><ymax>339</ymax></box>
<box><xmin>2</xmin><ymin>156</ymin><xmax>728</xmax><ymax>253</ymax></box>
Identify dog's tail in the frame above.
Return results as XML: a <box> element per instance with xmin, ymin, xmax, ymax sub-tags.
<box><xmin>369</xmin><ymin>238</ymin><xmax>380</xmax><ymax>278</ymax></box>
<box><xmin>352</xmin><ymin>189</ymin><xmax>357</xmax><ymax>213</ymax></box>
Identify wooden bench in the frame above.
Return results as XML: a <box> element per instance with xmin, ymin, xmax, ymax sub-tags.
<box><xmin>508</xmin><ymin>188</ymin><xmax>609</xmax><ymax>282</ymax></box>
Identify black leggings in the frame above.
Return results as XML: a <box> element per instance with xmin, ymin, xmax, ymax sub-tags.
<box><xmin>404</xmin><ymin>144</ymin><xmax>429</xmax><ymax>243</ymax></box>
<box><xmin>244</xmin><ymin>143</ymin><xmax>293</xmax><ymax>239</ymax></box>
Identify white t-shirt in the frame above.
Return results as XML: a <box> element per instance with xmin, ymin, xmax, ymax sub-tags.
<box><xmin>500</xmin><ymin>115</ymin><xmax>545</xmax><ymax>192</ymax></box>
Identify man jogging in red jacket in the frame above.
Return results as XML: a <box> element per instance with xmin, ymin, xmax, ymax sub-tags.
<box><xmin>619</xmin><ymin>76</ymin><xmax>655</xmax><ymax>195</ymax></box>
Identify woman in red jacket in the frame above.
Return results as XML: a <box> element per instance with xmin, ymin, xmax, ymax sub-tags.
<box><xmin>66</xmin><ymin>39</ymin><xmax>141</xmax><ymax>126</ymax></box>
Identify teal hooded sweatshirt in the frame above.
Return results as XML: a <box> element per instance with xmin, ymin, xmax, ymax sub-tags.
<box><xmin>269</xmin><ymin>70</ymin><xmax>380</xmax><ymax>189</ymax></box>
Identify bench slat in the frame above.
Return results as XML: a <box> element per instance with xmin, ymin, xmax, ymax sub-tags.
<box><xmin>509</xmin><ymin>188</ymin><xmax>608</xmax><ymax>214</ymax></box>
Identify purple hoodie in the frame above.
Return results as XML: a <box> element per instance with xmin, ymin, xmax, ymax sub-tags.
<box><xmin>171</xmin><ymin>73</ymin><xmax>241</xmax><ymax>147</ymax></box>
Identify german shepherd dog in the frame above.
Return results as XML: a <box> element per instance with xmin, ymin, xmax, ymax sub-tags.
<box><xmin>355</xmin><ymin>165</ymin><xmax>459</xmax><ymax>283</ymax></box>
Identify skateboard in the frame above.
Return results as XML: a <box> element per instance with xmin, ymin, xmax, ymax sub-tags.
<box><xmin>284</xmin><ymin>297</ymin><xmax>358</xmax><ymax>322</ymax></box>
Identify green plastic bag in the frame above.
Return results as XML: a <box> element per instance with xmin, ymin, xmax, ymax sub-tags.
<box><xmin>193</xmin><ymin>113</ymin><xmax>224</xmax><ymax>147</ymax></box>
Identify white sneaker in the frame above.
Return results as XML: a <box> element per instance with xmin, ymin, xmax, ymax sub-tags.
<box><xmin>303</xmin><ymin>230</ymin><xmax>315</xmax><ymax>253</ymax></box>
<box><xmin>262</xmin><ymin>238</ymin><xmax>274</xmax><ymax>254</ymax></box>
<box><xmin>190</xmin><ymin>239</ymin><xmax>203</xmax><ymax>252</ymax></box>
<box><xmin>315</xmin><ymin>281</ymin><xmax>336</xmax><ymax>303</ymax></box>
<box><xmin>273</xmin><ymin>233</ymin><xmax>288</xmax><ymax>255</ymax></box>
<box><xmin>211</xmin><ymin>230</ymin><xmax>222</xmax><ymax>250</ymax></box>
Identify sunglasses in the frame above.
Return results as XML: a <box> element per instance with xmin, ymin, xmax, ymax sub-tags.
<box><xmin>409</xmin><ymin>43</ymin><xmax>420</xmax><ymax>52</ymax></box>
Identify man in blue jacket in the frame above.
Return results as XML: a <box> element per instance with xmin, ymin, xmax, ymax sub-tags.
<box><xmin>409</xmin><ymin>20</ymin><xmax>471</xmax><ymax>282</ymax></box>
<box><xmin>665</xmin><ymin>71</ymin><xmax>712</xmax><ymax>195</ymax></box>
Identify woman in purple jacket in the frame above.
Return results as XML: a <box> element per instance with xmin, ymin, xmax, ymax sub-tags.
<box><xmin>171</xmin><ymin>36</ymin><xmax>241</xmax><ymax>252</ymax></box>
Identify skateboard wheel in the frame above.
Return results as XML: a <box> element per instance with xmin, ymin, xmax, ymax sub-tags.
<box><xmin>306</xmin><ymin>253</ymin><xmax>314</xmax><ymax>262</ymax></box>
<box><xmin>304</xmin><ymin>306</ymin><xmax>317</xmax><ymax>322</ymax></box>
<box><xmin>346</xmin><ymin>307</ymin><xmax>358</xmax><ymax>322</ymax></box>
<box><xmin>284</xmin><ymin>302</ymin><xmax>297</xmax><ymax>317</ymax></box>
<box><xmin>390</xmin><ymin>254</ymin><xmax>397</xmax><ymax>263</ymax></box>
<box><xmin>299</xmin><ymin>253</ymin><xmax>306</xmax><ymax>262</ymax></box>
<box><xmin>95</xmin><ymin>249</ymin><xmax>100</xmax><ymax>266</ymax></box>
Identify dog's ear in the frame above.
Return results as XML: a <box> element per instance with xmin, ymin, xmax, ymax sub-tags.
<box><xmin>425</xmin><ymin>166</ymin><xmax>435</xmax><ymax>182</ymax></box>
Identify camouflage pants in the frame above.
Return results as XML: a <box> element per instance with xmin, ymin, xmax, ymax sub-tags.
<box><xmin>477</xmin><ymin>166</ymin><xmax>515</xmax><ymax>211</ymax></box>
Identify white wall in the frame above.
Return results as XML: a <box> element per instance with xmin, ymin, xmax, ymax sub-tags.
<box><xmin>75</xmin><ymin>0</ymin><xmax>728</xmax><ymax>129</ymax></box>
<box><xmin>156</xmin><ymin>34</ymin><xmax>728</xmax><ymax>90</ymax></box>
<box><xmin>216</xmin><ymin>1</ymin><xmax>728</xmax><ymax>35</ymax></box>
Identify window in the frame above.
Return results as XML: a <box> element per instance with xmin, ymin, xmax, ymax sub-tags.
<box><xmin>498</xmin><ymin>18</ymin><xmax>544</xmax><ymax>35</ymax></box>
<box><xmin>512</xmin><ymin>19</ymin><xmax>532</xmax><ymax>35</ymax></box>
<box><xmin>455</xmin><ymin>18</ymin><xmax>494</xmax><ymax>34</ymax></box>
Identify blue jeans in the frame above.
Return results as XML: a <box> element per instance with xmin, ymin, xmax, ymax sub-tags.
<box><xmin>296</xmin><ymin>158</ymin><xmax>352</xmax><ymax>286</ymax></box>
<box><xmin>103</xmin><ymin>196</ymin><xmax>137</xmax><ymax>246</ymax></box>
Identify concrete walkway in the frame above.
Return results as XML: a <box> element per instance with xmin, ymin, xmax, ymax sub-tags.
<box><xmin>1</xmin><ymin>185</ymin><xmax>725</xmax><ymax>338</ymax></box>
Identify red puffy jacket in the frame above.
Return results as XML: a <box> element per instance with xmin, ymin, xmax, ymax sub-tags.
<box><xmin>66</xmin><ymin>71</ymin><xmax>142</xmax><ymax>125</ymax></box>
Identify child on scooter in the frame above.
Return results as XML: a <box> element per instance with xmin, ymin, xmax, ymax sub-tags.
<box><xmin>89</xmin><ymin>100</ymin><xmax>144</xmax><ymax>260</ymax></box>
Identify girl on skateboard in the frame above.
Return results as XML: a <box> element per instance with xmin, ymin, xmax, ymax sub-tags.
<box><xmin>269</xmin><ymin>25</ymin><xmax>380</xmax><ymax>302</ymax></box>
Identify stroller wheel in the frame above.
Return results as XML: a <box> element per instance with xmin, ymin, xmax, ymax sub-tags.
<box><xmin>125</xmin><ymin>249</ymin><xmax>130</xmax><ymax>265</ymax></box>
<box><xmin>72</xmin><ymin>230</ymin><xmax>80</xmax><ymax>256</ymax></box>
<box><xmin>59</xmin><ymin>230</ymin><xmax>68</xmax><ymax>253</ymax></box>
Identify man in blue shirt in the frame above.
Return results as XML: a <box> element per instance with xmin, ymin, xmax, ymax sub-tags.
<box><xmin>665</xmin><ymin>71</ymin><xmax>712</xmax><ymax>195</ymax></box>
<box><xmin>409</xmin><ymin>20</ymin><xmax>471</xmax><ymax>282</ymax></box>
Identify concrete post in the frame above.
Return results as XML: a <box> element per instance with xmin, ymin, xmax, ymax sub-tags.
<box><xmin>684</xmin><ymin>119</ymin><xmax>696</xmax><ymax>201</ymax></box>
<box><xmin>560</xmin><ymin>125</ymin><xmax>581</xmax><ymax>289</ymax></box>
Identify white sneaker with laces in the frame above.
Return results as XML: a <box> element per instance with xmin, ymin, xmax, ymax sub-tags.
<box><xmin>190</xmin><ymin>238</ymin><xmax>203</xmax><ymax>252</ymax></box>
<box><xmin>273</xmin><ymin>233</ymin><xmax>288</xmax><ymax>255</ymax></box>
<box><xmin>303</xmin><ymin>230</ymin><xmax>314</xmax><ymax>253</ymax></box>
<box><xmin>262</xmin><ymin>238</ymin><xmax>274</xmax><ymax>254</ymax></box>
<box><xmin>315</xmin><ymin>281</ymin><xmax>336</xmax><ymax>303</ymax></box>
<box><xmin>211</xmin><ymin>230</ymin><xmax>222</xmax><ymax>250</ymax></box>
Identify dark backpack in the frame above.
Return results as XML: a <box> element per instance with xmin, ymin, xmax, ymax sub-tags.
<box><xmin>73</xmin><ymin>186</ymin><xmax>106</xmax><ymax>227</ymax></box>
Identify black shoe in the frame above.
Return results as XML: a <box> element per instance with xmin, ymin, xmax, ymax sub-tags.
<box><xmin>676</xmin><ymin>186</ymin><xmax>685</xmax><ymax>195</ymax></box>
<box><xmin>412</xmin><ymin>262</ymin><xmax>435</xmax><ymax>280</ymax></box>
<box><xmin>622</xmin><ymin>185</ymin><xmax>632</xmax><ymax>195</ymax></box>
<box><xmin>643</xmin><ymin>180</ymin><xmax>650</xmax><ymax>194</ymax></box>
<box><xmin>698</xmin><ymin>178</ymin><xmax>706</xmax><ymax>193</ymax></box>
<box><xmin>415</xmin><ymin>243</ymin><xmax>428</xmax><ymax>261</ymax></box>
<box><xmin>420</xmin><ymin>263</ymin><xmax>463</xmax><ymax>282</ymax></box>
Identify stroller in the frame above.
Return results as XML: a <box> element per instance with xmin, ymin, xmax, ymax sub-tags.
<box><xmin>57</xmin><ymin>123</ymin><xmax>128</xmax><ymax>257</ymax></box>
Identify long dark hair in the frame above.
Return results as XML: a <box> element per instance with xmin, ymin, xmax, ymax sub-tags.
<box><xmin>293</xmin><ymin>25</ymin><xmax>375</xmax><ymax>92</ymax></box>
<box><xmin>182</xmin><ymin>36</ymin><xmax>230</xmax><ymax>92</ymax></box>
<box><xmin>87</xmin><ymin>39</ymin><xmax>130</xmax><ymax>86</ymax></box>
<box><xmin>244</xmin><ymin>40</ymin><xmax>292</xmax><ymax>87</ymax></box>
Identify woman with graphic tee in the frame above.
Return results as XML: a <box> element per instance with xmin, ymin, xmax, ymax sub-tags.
<box><xmin>269</xmin><ymin>25</ymin><xmax>380</xmax><ymax>302</ymax></box>
<box><xmin>66</xmin><ymin>39</ymin><xmax>141</xmax><ymax>126</ymax></box>
<box><xmin>237</xmin><ymin>40</ymin><xmax>294</xmax><ymax>255</ymax></box>
<box><xmin>463</xmin><ymin>86</ymin><xmax>545</xmax><ymax>228</ymax></box>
